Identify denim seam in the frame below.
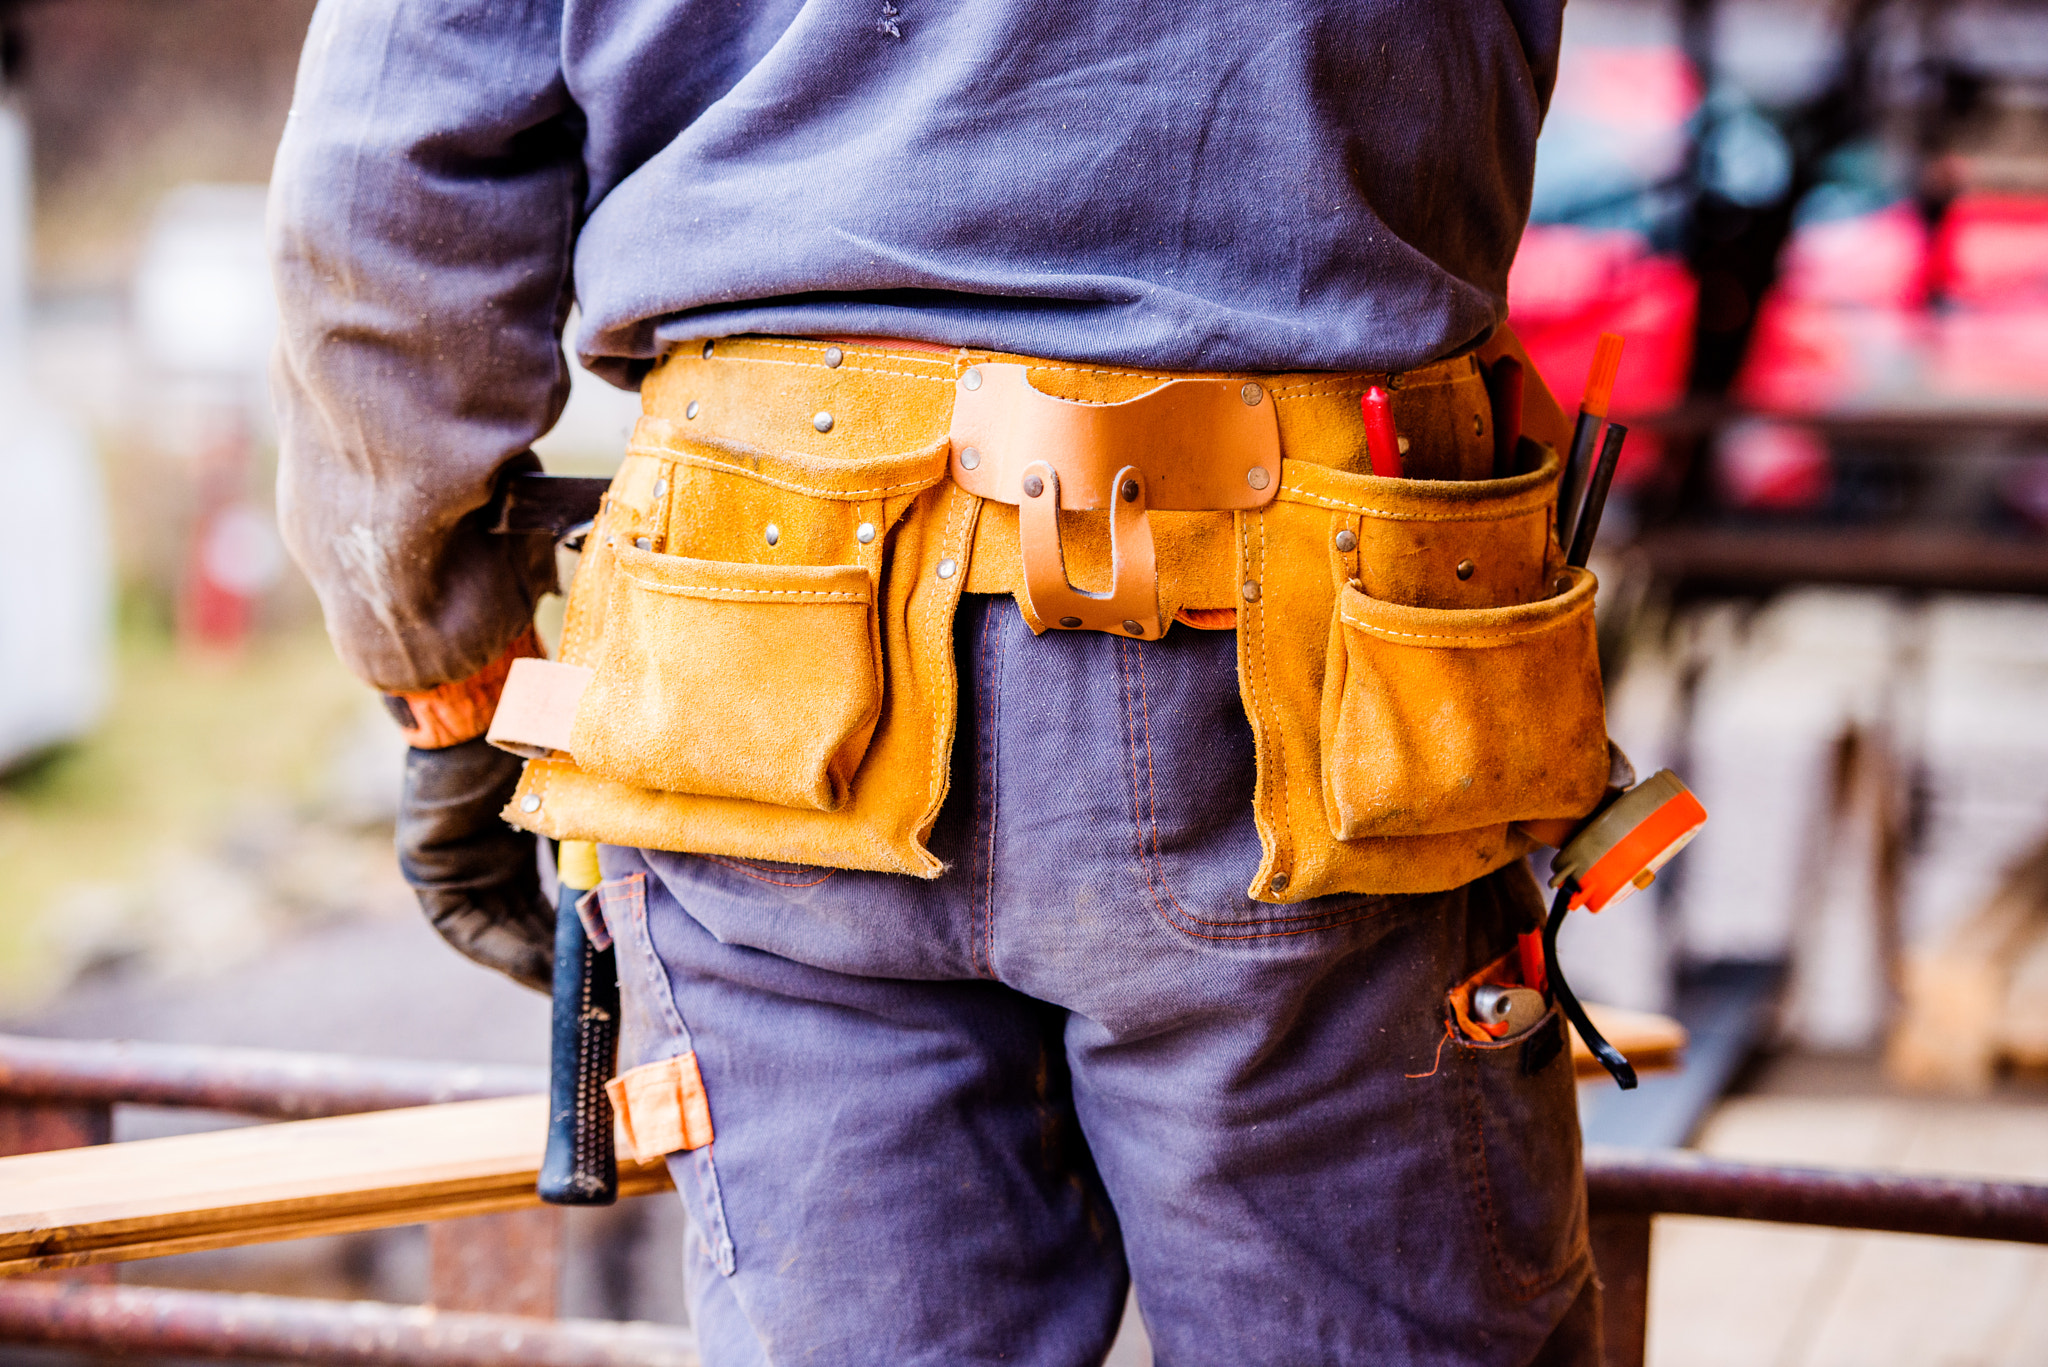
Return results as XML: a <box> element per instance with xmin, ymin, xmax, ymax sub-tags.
<box><xmin>612</xmin><ymin>871</ymin><xmax>739</xmax><ymax>1276</ymax></box>
<box><xmin>1120</xmin><ymin>638</ymin><xmax>1382</xmax><ymax>941</ymax></box>
<box><xmin>1454</xmin><ymin>1032</ymin><xmax>1585</xmax><ymax>1302</ymax></box>
<box><xmin>693</xmin><ymin>854</ymin><xmax>837</xmax><ymax>888</ymax></box>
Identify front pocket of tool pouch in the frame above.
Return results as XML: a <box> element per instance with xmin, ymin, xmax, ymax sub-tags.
<box><xmin>570</xmin><ymin>547</ymin><xmax>882</xmax><ymax>812</ymax></box>
<box><xmin>1320</xmin><ymin>566</ymin><xmax>1609</xmax><ymax>839</ymax></box>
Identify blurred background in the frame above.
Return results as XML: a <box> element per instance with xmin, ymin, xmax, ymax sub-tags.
<box><xmin>0</xmin><ymin>0</ymin><xmax>2046</xmax><ymax>1362</ymax></box>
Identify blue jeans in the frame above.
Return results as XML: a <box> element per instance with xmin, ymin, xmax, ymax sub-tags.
<box><xmin>598</xmin><ymin>594</ymin><xmax>1598</xmax><ymax>1366</ymax></box>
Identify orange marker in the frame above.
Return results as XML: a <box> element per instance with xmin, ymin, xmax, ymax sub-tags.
<box><xmin>1557</xmin><ymin>332</ymin><xmax>1625</xmax><ymax>548</ymax></box>
<box><xmin>1361</xmin><ymin>386</ymin><xmax>1403</xmax><ymax>478</ymax></box>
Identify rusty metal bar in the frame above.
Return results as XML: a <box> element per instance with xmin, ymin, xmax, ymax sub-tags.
<box><xmin>1584</xmin><ymin>1146</ymin><xmax>2048</xmax><ymax>1244</ymax></box>
<box><xmin>0</xmin><ymin>1281</ymin><xmax>698</xmax><ymax>1366</ymax></box>
<box><xmin>0</xmin><ymin>1034</ymin><xmax>543</xmax><ymax>1120</ymax></box>
<box><xmin>1633</xmin><ymin>526</ymin><xmax>2048</xmax><ymax>596</ymax></box>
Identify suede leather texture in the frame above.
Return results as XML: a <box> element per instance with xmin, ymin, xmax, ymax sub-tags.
<box><xmin>508</xmin><ymin>337</ymin><xmax>1609</xmax><ymax>902</ymax></box>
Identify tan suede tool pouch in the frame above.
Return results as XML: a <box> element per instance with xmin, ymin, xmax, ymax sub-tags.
<box><xmin>1238</xmin><ymin>442</ymin><xmax>1609</xmax><ymax>903</ymax></box>
<box><xmin>509</xmin><ymin>338</ymin><xmax>978</xmax><ymax>877</ymax></box>
<box><xmin>569</xmin><ymin>550</ymin><xmax>880</xmax><ymax>812</ymax></box>
<box><xmin>1320</xmin><ymin>566</ymin><xmax>1608</xmax><ymax>840</ymax></box>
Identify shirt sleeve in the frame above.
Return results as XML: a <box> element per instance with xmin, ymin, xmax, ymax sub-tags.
<box><xmin>269</xmin><ymin>0</ymin><xmax>580</xmax><ymax>693</ymax></box>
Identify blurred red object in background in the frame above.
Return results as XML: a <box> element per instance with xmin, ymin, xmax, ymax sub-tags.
<box><xmin>1508</xmin><ymin>226</ymin><xmax>1697</xmax><ymax>487</ymax></box>
<box><xmin>1779</xmin><ymin>202</ymin><xmax>1930</xmax><ymax>309</ymax></box>
<box><xmin>1933</xmin><ymin>194</ymin><xmax>2048</xmax><ymax>306</ymax></box>
<box><xmin>1929</xmin><ymin>194</ymin><xmax>2048</xmax><ymax>400</ymax></box>
<box><xmin>1736</xmin><ymin>204</ymin><xmax>1930</xmax><ymax>414</ymax></box>
<box><xmin>1740</xmin><ymin>195</ymin><xmax>2048</xmax><ymax>411</ymax></box>
<box><xmin>1716</xmin><ymin>419</ymin><xmax>1832</xmax><ymax>512</ymax></box>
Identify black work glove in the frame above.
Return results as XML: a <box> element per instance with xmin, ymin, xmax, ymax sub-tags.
<box><xmin>396</xmin><ymin>737</ymin><xmax>554</xmax><ymax>993</ymax></box>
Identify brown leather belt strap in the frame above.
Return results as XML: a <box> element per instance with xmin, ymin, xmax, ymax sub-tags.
<box><xmin>948</xmin><ymin>363</ymin><xmax>1281</xmax><ymax>638</ymax></box>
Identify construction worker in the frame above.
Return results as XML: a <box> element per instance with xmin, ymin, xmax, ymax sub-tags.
<box><xmin>271</xmin><ymin>1</ymin><xmax>1610</xmax><ymax>1362</ymax></box>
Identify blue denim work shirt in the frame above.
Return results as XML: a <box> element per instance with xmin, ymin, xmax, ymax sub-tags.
<box><xmin>268</xmin><ymin>0</ymin><xmax>1563</xmax><ymax>692</ymax></box>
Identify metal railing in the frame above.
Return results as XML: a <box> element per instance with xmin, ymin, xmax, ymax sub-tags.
<box><xmin>5</xmin><ymin>1033</ymin><xmax>2047</xmax><ymax>1367</ymax></box>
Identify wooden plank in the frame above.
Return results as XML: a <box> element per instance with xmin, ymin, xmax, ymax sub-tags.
<box><xmin>0</xmin><ymin>1096</ymin><xmax>672</xmax><ymax>1275</ymax></box>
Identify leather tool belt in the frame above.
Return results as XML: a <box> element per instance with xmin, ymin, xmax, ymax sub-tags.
<box><xmin>495</xmin><ymin>336</ymin><xmax>1612</xmax><ymax>903</ymax></box>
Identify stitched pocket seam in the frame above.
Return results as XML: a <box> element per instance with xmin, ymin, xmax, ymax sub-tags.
<box><xmin>1120</xmin><ymin>637</ymin><xmax>1386</xmax><ymax>940</ymax></box>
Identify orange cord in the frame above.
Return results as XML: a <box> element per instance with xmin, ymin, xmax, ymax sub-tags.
<box><xmin>1405</xmin><ymin>1019</ymin><xmax>1456</xmax><ymax>1079</ymax></box>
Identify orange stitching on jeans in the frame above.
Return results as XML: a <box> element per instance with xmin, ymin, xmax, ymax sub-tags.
<box><xmin>1458</xmin><ymin>1032</ymin><xmax>1573</xmax><ymax>1301</ymax></box>
<box><xmin>693</xmin><ymin>854</ymin><xmax>837</xmax><ymax>889</ymax></box>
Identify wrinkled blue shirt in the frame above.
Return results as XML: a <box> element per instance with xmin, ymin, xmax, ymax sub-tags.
<box><xmin>269</xmin><ymin>0</ymin><xmax>1562</xmax><ymax>690</ymax></box>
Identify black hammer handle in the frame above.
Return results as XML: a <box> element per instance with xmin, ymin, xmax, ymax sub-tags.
<box><xmin>538</xmin><ymin>866</ymin><xmax>620</xmax><ymax>1205</ymax></box>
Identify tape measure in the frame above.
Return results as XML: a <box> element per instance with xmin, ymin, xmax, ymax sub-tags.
<box><xmin>1541</xmin><ymin>769</ymin><xmax>1709</xmax><ymax>1090</ymax></box>
<box><xmin>1549</xmin><ymin>769</ymin><xmax>1707</xmax><ymax>915</ymax></box>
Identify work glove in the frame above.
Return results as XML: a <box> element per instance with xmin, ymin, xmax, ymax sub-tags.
<box><xmin>396</xmin><ymin>737</ymin><xmax>554</xmax><ymax>993</ymax></box>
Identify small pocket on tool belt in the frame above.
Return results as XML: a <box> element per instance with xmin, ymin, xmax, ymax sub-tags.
<box><xmin>569</xmin><ymin>546</ymin><xmax>881</xmax><ymax>812</ymax></box>
<box><xmin>1320</xmin><ymin>566</ymin><xmax>1608</xmax><ymax>839</ymax></box>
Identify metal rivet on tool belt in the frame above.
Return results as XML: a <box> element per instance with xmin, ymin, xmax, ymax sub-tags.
<box><xmin>1121</xmin><ymin>478</ymin><xmax>1140</xmax><ymax>502</ymax></box>
<box><xmin>702</xmin><ymin>340</ymin><xmax>715</xmax><ymax>358</ymax></box>
<box><xmin>961</xmin><ymin>367</ymin><xmax>983</xmax><ymax>391</ymax></box>
<box><xmin>813</xmin><ymin>411</ymin><xmax>834</xmax><ymax>433</ymax></box>
<box><xmin>1242</xmin><ymin>580</ymin><xmax>1261</xmax><ymax>603</ymax></box>
<box><xmin>936</xmin><ymin>558</ymin><xmax>957</xmax><ymax>579</ymax></box>
<box><xmin>765</xmin><ymin>524</ymin><xmax>780</xmax><ymax>546</ymax></box>
<box><xmin>1474</xmin><ymin>414</ymin><xmax>1485</xmax><ymax>436</ymax></box>
<box><xmin>520</xmin><ymin>794</ymin><xmax>542</xmax><ymax>813</ymax></box>
<box><xmin>1269</xmin><ymin>872</ymin><xmax>1289</xmax><ymax>893</ymax></box>
<box><xmin>1334</xmin><ymin>529</ymin><xmax>1357</xmax><ymax>553</ymax></box>
<box><xmin>1241</xmin><ymin>382</ymin><xmax>1263</xmax><ymax>406</ymax></box>
<box><xmin>824</xmin><ymin>347</ymin><xmax>844</xmax><ymax>368</ymax></box>
<box><xmin>635</xmin><ymin>537</ymin><xmax>651</xmax><ymax>551</ymax></box>
<box><xmin>857</xmin><ymin>522</ymin><xmax>876</xmax><ymax>544</ymax></box>
<box><xmin>652</xmin><ymin>479</ymin><xmax>668</xmax><ymax>498</ymax></box>
<box><xmin>1123</xmin><ymin>620</ymin><xmax>1143</xmax><ymax>635</ymax></box>
<box><xmin>1457</xmin><ymin>559</ymin><xmax>1476</xmax><ymax>580</ymax></box>
<box><xmin>960</xmin><ymin>446</ymin><xmax>981</xmax><ymax>470</ymax></box>
<box><xmin>1024</xmin><ymin>474</ymin><xmax>1045</xmax><ymax>498</ymax></box>
<box><xmin>1246</xmin><ymin>467</ymin><xmax>1271</xmax><ymax>491</ymax></box>
<box><xmin>686</xmin><ymin>401</ymin><xmax>700</xmax><ymax>420</ymax></box>
<box><xmin>1059</xmin><ymin>615</ymin><xmax>1082</xmax><ymax>628</ymax></box>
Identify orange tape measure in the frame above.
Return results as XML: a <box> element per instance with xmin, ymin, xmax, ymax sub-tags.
<box><xmin>1549</xmin><ymin>769</ymin><xmax>1707</xmax><ymax>914</ymax></box>
<box><xmin>1541</xmin><ymin>769</ymin><xmax>1709</xmax><ymax>1089</ymax></box>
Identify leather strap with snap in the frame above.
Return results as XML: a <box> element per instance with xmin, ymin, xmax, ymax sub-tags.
<box><xmin>947</xmin><ymin>362</ymin><xmax>1281</xmax><ymax>638</ymax></box>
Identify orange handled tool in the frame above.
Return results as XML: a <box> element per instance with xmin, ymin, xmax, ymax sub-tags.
<box><xmin>1557</xmin><ymin>333</ymin><xmax>1624</xmax><ymax>548</ymax></box>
